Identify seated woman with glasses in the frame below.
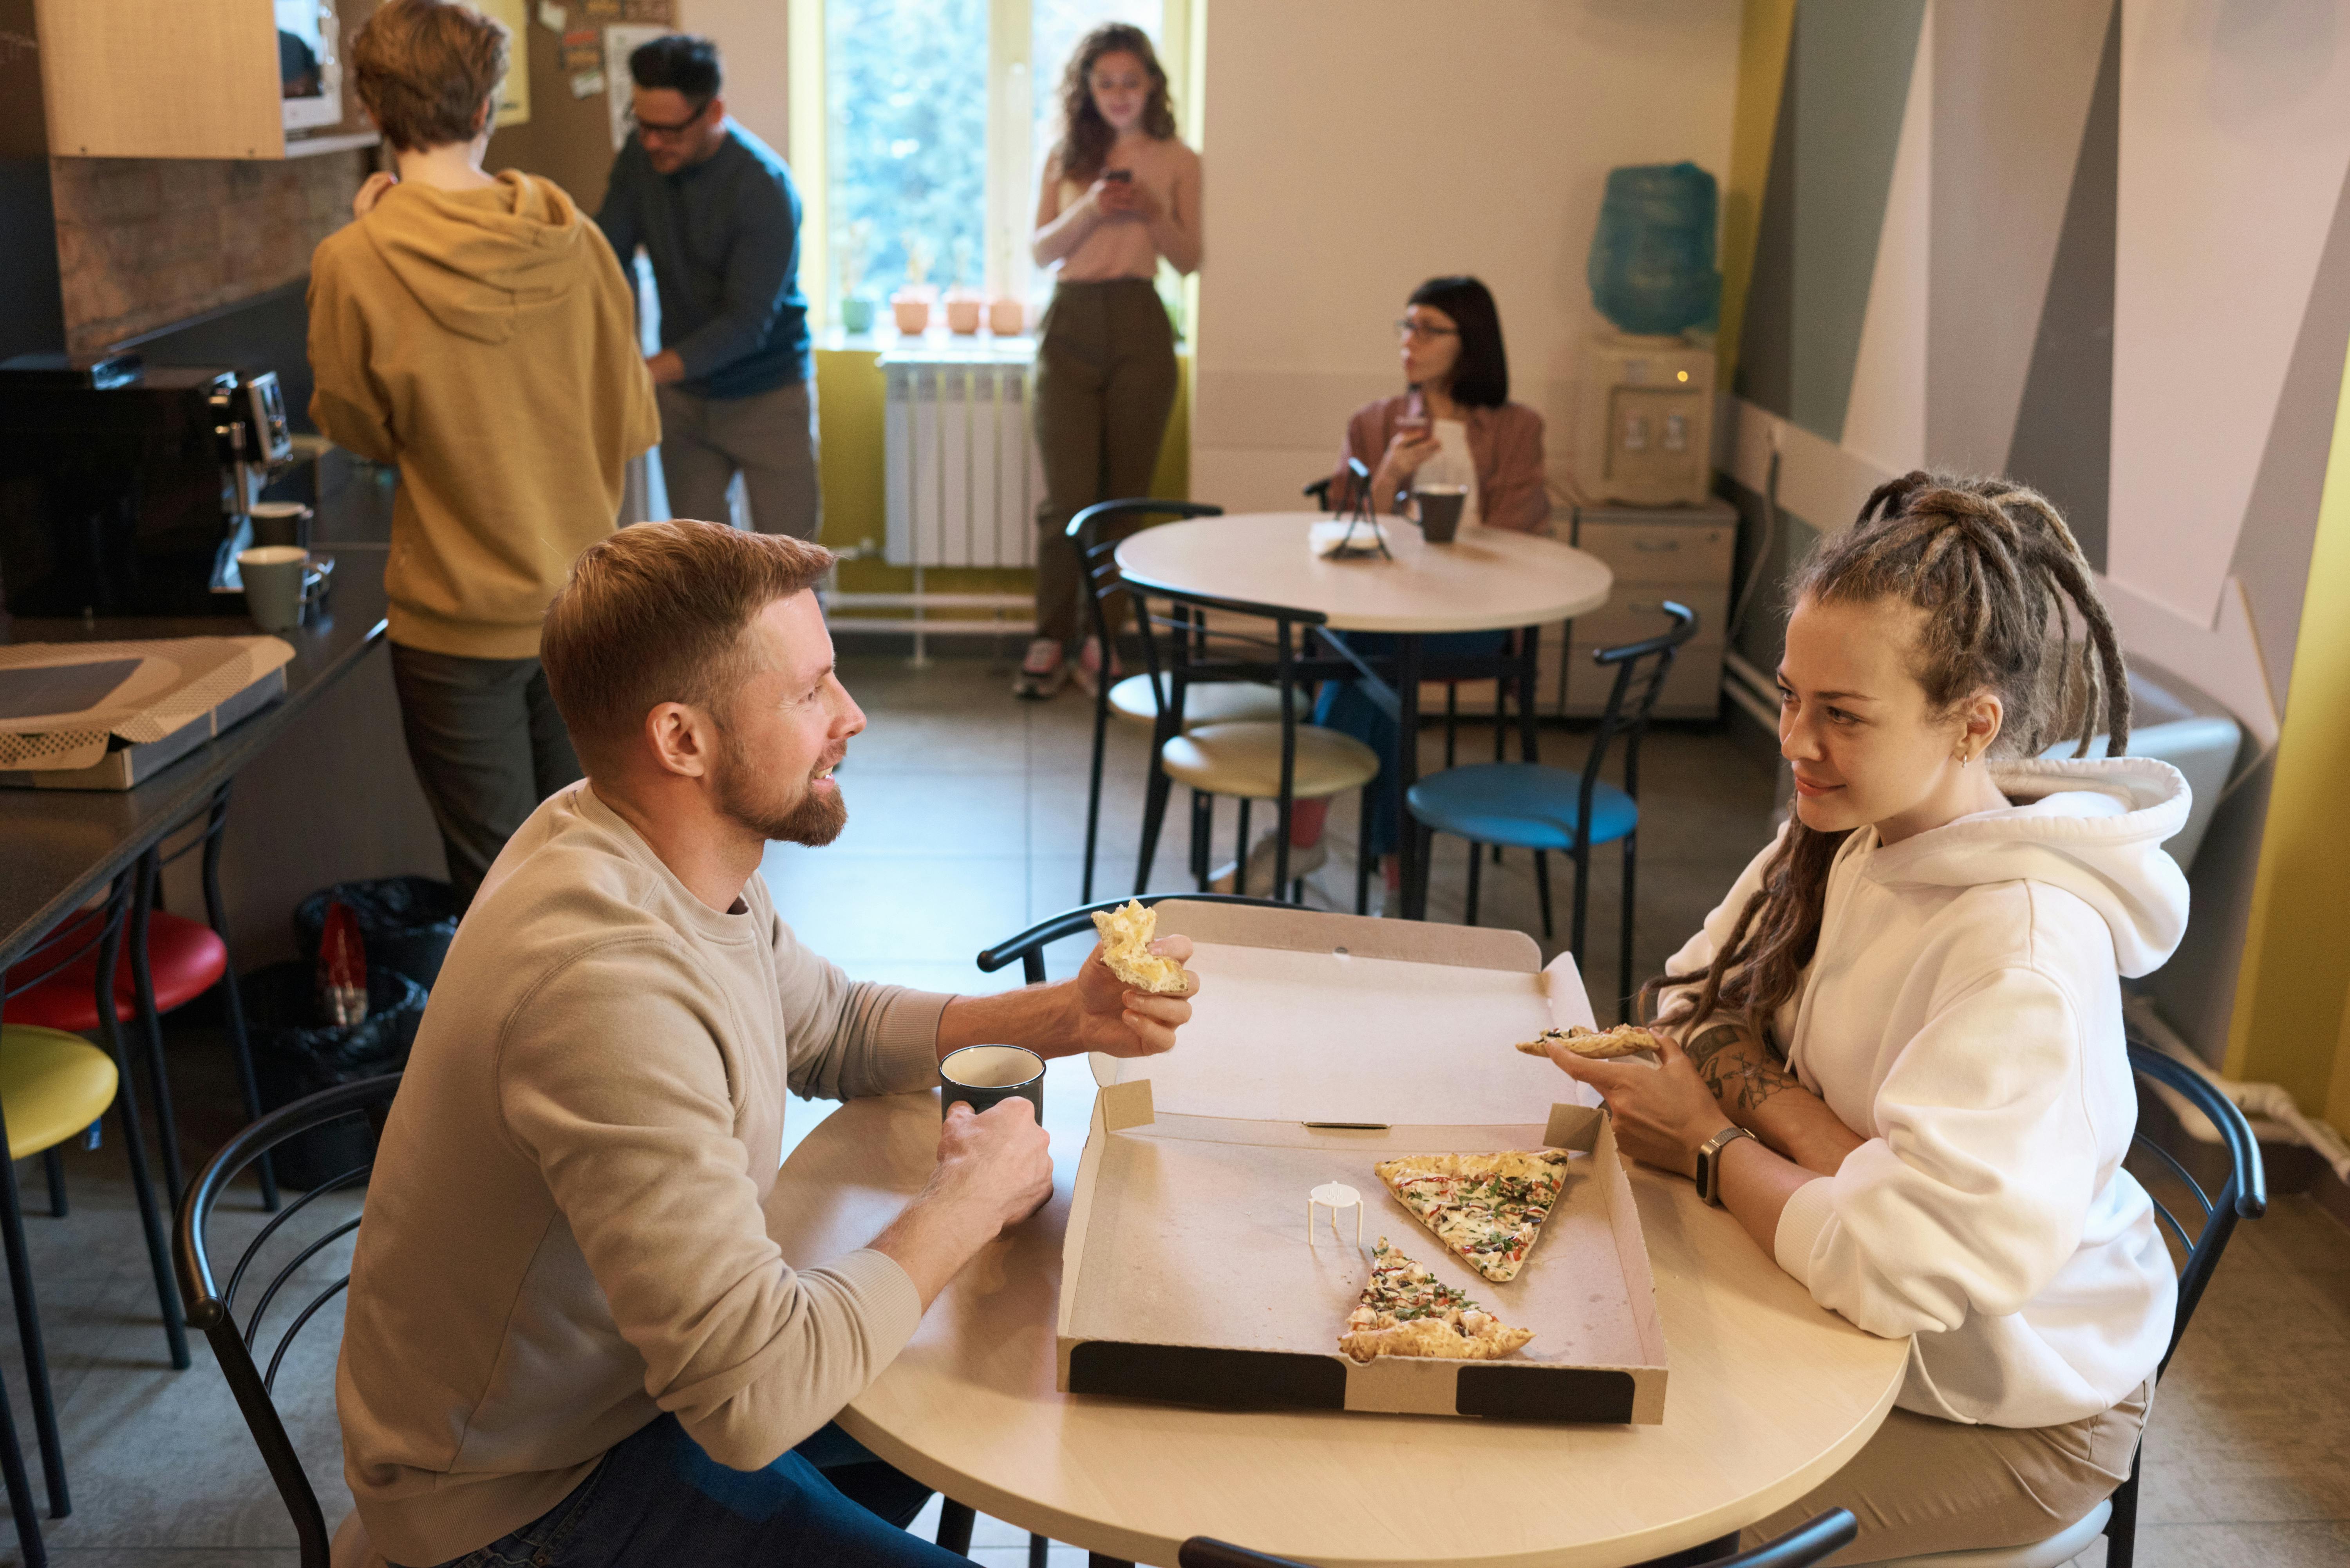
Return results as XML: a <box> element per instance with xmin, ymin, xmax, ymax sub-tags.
<box><xmin>1221</xmin><ymin>276</ymin><xmax>1546</xmax><ymax>903</ymax></box>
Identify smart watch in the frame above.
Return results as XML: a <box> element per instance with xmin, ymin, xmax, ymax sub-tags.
<box><xmin>1694</xmin><ymin>1125</ymin><xmax>1759</xmax><ymax>1207</ymax></box>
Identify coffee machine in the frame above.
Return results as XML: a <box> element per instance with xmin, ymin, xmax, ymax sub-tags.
<box><xmin>0</xmin><ymin>353</ymin><xmax>295</xmax><ymax>619</ymax></box>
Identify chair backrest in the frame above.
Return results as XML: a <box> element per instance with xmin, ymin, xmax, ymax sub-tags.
<box><xmin>1067</xmin><ymin>497</ymin><xmax>1226</xmax><ymax>654</ymax></box>
<box><xmin>2122</xmin><ymin>1040</ymin><xmax>2266</xmax><ymax>1374</ymax></box>
<box><xmin>1574</xmin><ymin>600</ymin><xmax>1699</xmax><ymax>831</ymax></box>
<box><xmin>173</xmin><ymin>1073</ymin><xmax>402</xmax><ymax>1568</ymax></box>
<box><xmin>1176</xmin><ymin>1510</ymin><xmax>1858</xmax><ymax>1568</ymax></box>
<box><xmin>1</xmin><ymin>878</ymin><xmax>128</xmax><ymax>1005</ymax></box>
<box><xmin>979</xmin><ymin>894</ymin><xmax>1303</xmax><ymax>986</ymax></box>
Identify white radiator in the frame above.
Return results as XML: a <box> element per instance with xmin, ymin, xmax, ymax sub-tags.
<box><xmin>882</xmin><ymin>356</ymin><xmax>1042</xmax><ymax>568</ymax></box>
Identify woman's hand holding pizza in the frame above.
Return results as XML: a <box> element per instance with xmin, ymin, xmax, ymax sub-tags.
<box><xmin>1542</xmin><ymin>1031</ymin><xmax>1734</xmax><ymax>1180</ymax></box>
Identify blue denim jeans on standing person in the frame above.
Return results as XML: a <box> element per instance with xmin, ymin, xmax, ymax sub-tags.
<box><xmin>1314</xmin><ymin>630</ymin><xmax>1509</xmax><ymax>860</ymax></box>
<box><xmin>428</xmin><ymin>1416</ymin><xmax>966</xmax><ymax>1568</ymax></box>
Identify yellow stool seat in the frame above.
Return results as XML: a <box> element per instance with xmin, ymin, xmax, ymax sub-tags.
<box><xmin>1108</xmin><ymin>674</ymin><xmax>1289</xmax><ymax>730</ymax></box>
<box><xmin>1159</xmin><ymin>722</ymin><xmax>1382</xmax><ymax>800</ymax></box>
<box><xmin>0</xmin><ymin>1026</ymin><xmax>119</xmax><ymax>1161</ymax></box>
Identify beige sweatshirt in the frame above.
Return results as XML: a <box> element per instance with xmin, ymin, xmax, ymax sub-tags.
<box><xmin>307</xmin><ymin>171</ymin><xmax>659</xmax><ymax>659</ymax></box>
<box><xmin>336</xmin><ymin>783</ymin><xmax>948</xmax><ymax>1565</ymax></box>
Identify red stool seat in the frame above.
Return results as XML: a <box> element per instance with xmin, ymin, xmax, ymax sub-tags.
<box><xmin>3</xmin><ymin>907</ymin><xmax>229</xmax><ymax>1033</ymax></box>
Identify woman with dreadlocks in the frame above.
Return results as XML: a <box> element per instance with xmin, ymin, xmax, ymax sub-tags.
<box><xmin>1542</xmin><ymin>473</ymin><xmax>2189</xmax><ymax>1560</ymax></box>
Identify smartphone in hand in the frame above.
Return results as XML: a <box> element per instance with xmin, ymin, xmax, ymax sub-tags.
<box><xmin>1103</xmin><ymin>169</ymin><xmax>1133</xmax><ymax>184</ymax></box>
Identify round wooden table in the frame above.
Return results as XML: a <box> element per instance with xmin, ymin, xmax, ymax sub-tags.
<box><xmin>768</xmin><ymin>1062</ymin><xmax>1910</xmax><ymax>1568</ymax></box>
<box><xmin>1113</xmin><ymin>511</ymin><xmax>1615</xmax><ymax>636</ymax></box>
<box><xmin>1114</xmin><ymin>513</ymin><xmax>1616</xmax><ymax>917</ymax></box>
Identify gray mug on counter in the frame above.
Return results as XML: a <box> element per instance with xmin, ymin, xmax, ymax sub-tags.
<box><xmin>940</xmin><ymin>1045</ymin><xmax>1045</xmax><ymax>1120</ymax></box>
<box><xmin>238</xmin><ymin>545</ymin><xmax>310</xmax><ymax>633</ymax></box>
<box><xmin>1415</xmin><ymin>484</ymin><xmax>1468</xmax><ymax>544</ymax></box>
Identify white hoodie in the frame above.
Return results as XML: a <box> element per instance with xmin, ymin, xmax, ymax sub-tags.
<box><xmin>1664</xmin><ymin>757</ymin><xmax>2191</xmax><ymax>1429</ymax></box>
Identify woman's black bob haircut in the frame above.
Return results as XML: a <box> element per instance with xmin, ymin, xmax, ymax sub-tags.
<box><xmin>630</xmin><ymin>34</ymin><xmax>722</xmax><ymax>102</ymax></box>
<box><xmin>1408</xmin><ymin>275</ymin><xmax>1508</xmax><ymax>408</ymax></box>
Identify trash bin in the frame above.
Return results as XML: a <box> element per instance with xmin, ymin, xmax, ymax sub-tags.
<box><xmin>293</xmin><ymin>877</ymin><xmax>459</xmax><ymax>991</ymax></box>
<box><xmin>242</xmin><ymin>961</ymin><xmax>427</xmax><ymax>1188</ymax></box>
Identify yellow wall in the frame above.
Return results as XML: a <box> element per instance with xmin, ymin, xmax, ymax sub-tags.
<box><xmin>2227</xmin><ymin>331</ymin><xmax>2350</xmax><ymax>1131</ymax></box>
<box><xmin>813</xmin><ymin>347</ymin><xmax>1191</xmax><ymax>608</ymax></box>
<box><xmin>1717</xmin><ymin>0</ymin><xmax>1799</xmax><ymax>388</ymax></box>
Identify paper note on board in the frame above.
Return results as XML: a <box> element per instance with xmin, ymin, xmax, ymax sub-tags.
<box><xmin>537</xmin><ymin>1</ymin><xmax>567</xmax><ymax>30</ymax></box>
<box><xmin>477</xmin><ymin>0</ymin><xmax>531</xmax><ymax>125</ymax></box>
<box><xmin>571</xmin><ymin>70</ymin><xmax>606</xmax><ymax>98</ymax></box>
<box><xmin>604</xmin><ymin>24</ymin><xmax>670</xmax><ymax>149</ymax></box>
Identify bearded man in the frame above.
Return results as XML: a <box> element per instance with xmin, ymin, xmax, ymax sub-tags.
<box><xmin>334</xmin><ymin>521</ymin><xmax>1198</xmax><ymax>1568</ymax></box>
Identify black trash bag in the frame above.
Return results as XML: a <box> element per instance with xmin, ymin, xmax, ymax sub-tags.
<box><xmin>294</xmin><ymin>877</ymin><xmax>460</xmax><ymax>990</ymax></box>
<box><xmin>242</xmin><ymin>961</ymin><xmax>427</xmax><ymax>1189</ymax></box>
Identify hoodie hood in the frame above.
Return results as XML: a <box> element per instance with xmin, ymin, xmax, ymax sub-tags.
<box><xmin>1863</xmin><ymin>756</ymin><xmax>2191</xmax><ymax>977</ymax></box>
<box><xmin>361</xmin><ymin>170</ymin><xmax>591</xmax><ymax>345</ymax></box>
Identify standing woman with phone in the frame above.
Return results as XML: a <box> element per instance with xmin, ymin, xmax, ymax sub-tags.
<box><xmin>1019</xmin><ymin>23</ymin><xmax>1203</xmax><ymax>699</ymax></box>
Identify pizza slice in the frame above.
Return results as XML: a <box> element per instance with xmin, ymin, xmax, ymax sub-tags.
<box><xmin>1513</xmin><ymin>1023</ymin><xmax>1669</xmax><ymax>1060</ymax></box>
<box><xmin>1373</xmin><ymin>1150</ymin><xmax>1570</xmax><ymax>1283</ymax></box>
<box><xmin>1088</xmin><ymin>900</ymin><xmax>1189</xmax><ymax>995</ymax></box>
<box><xmin>1338</xmin><ymin>1237</ymin><xmax>1535</xmax><ymax>1363</ymax></box>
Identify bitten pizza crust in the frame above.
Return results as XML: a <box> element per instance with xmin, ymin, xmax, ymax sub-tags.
<box><xmin>1374</xmin><ymin>1150</ymin><xmax>1569</xmax><ymax>1282</ymax></box>
<box><xmin>1339</xmin><ymin>1238</ymin><xmax>1535</xmax><ymax>1364</ymax></box>
<box><xmin>1513</xmin><ymin>1024</ymin><xmax>1668</xmax><ymax>1059</ymax></box>
<box><xmin>1087</xmin><ymin>900</ymin><xmax>1189</xmax><ymax>995</ymax></box>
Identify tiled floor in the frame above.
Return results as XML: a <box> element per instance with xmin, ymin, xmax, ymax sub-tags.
<box><xmin>0</xmin><ymin>649</ymin><xmax>2343</xmax><ymax>1567</ymax></box>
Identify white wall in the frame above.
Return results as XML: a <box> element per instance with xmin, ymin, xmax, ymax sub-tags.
<box><xmin>1193</xmin><ymin>0</ymin><xmax>1743</xmax><ymax>513</ymax></box>
<box><xmin>677</xmin><ymin>0</ymin><xmax>792</xmax><ymax>157</ymax></box>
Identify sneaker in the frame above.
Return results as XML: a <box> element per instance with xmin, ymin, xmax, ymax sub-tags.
<box><xmin>1211</xmin><ymin>832</ymin><xmax>1329</xmax><ymax>896</ymax></box>
<box><xmin>1071</xmin><ymin>637</ymin><xmax>1121</xmax><ymax>699</ymax></box>
<box><xmin>1013</xmin><ymin>638</ymin><xmax>1068</xmax><ymax>700</ymax></box>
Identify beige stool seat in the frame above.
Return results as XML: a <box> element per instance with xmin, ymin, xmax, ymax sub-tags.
<box><xmin>1108</xmin><ymin>674</ymin><xmax>1288</xmax><ymax>730</ymax></box>
<box><xmin>1857</xmin><ymin>1499</ymin><xmax>2111</xmax><ymax>1568</ymax></box>
<box><xmin>1159</xmin><ymin>722</ymin><xmax>1380</xmax><ymax>800</ymax></box>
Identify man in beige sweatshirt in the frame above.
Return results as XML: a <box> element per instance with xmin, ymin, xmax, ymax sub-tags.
<box><xmin>336</xmin><ymin>520</ymin><xmax>1197</xmax><ymax>1568</ymax></box>
<box><xmin>308</xmin><ymin>0</ymin><xmax>659</xmax><ymax>909</ymax></box>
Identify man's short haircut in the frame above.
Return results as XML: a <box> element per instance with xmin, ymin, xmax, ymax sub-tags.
<box><xmin>629</xmin><ymin>34</ymin><xmax>723</xmax><ymax>101</ymax></box>
<box><xmin>349</xmin><ymin>0</ymin><xmax>510</xmax><ymax>154</ymax></box>
<box><xmin>542</xmin><ymin>522</ymin><xmax>834</xmax><ymax>770</ymax></box>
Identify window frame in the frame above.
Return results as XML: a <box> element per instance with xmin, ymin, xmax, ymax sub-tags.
<box><xmin>787</xmin><ymin>0</ymin><xmax>1200</xmax><ymax>333</ymax></box>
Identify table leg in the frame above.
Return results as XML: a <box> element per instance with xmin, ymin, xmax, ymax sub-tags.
<box><xmin>1519</xmin><ymin>623</ymin><xmax>1542</xmax><ymax>763</ymax></box>
<box><xmin>1397</xmin><ymin>634</ymin><xmax>1424</xmax><ymax>919</ymax></box>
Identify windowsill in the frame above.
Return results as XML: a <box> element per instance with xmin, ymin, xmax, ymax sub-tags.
<box><xmin>817</xmin><ymin>327</ymin><xmax>1038</xmax><ymax>363</ymax></box>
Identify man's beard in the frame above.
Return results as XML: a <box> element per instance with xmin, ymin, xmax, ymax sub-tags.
<box><xmin>715</xmin><ymin>729</ymin><xmax>847</xmax><ymax>847</ymax></box>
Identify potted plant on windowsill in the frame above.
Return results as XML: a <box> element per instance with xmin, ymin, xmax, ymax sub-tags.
<box><xmin>838</xmin><ymin>220</ymin><xmax>875</xmax><ymax>334</ymax></box>
<box><xmin>892</xmin><ymin>236</ymin><xmax>936</xmax><ymax>335</ymax></box>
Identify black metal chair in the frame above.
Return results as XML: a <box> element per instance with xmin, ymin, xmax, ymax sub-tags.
<box><xmin>1177</xmin><ymin>1508</ymin><xmax>1858</xmax><ymax>1568</ymax></box>
<box><xmin>174</xmin><ymin>1073</ymin><xmax>400</xmax><ymax>1568</ymax></box>
<box><xmin>1404</xmin><ymin>602</ymin><xmax>1697</xmax><ymax>1014</ymax></box>
<box><xmin>978</xmin><ymin>892</ymin><xmax>1310</xmax><ymax>985</ymax></box>
<box><xmin>1080</xmin><ymin>518</ymin><xmax>1381</xmax><ymax>909</ymax></box>
<box><xmin>1067</xmin><ymin>499</ymin><xmax>1280</xmax><ymax>903</ymax></box>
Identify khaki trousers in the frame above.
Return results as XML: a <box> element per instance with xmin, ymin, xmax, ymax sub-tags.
<box><xmin>1740</xmin><ymin>1380</ymin><xmax>2151</xmax><ymax>1564</ymax></box>
<box><xmin>656</xmin><ymin>378</ymin><xmax>822</xmax><ymax>540</ymax></box>
<box><xmin>1032</xmin><ymin>278</ymin><xmax>1178</xmax><ymax>647</ymax></box>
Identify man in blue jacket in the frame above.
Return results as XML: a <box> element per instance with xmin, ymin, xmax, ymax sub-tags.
<box><xmin>598</xmin><ymin>35</ymin><xmax>820</xmax><ymax>540</ymax></box>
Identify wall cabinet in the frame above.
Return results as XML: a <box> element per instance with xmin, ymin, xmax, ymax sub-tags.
<box><xmin>35</xmin><ymin>0</ymin><xmax>378</xmax><ymax>161</ymax></box>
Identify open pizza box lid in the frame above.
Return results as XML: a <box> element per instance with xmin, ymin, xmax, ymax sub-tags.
<box><xmin>1059</xmin><ymin>900</ymin><xmax>1669</xmax><ymax>1424</ymax></box>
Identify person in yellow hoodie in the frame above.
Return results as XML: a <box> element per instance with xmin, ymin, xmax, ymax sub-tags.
<box><xmin>308</xmin><ymin>0</ymin><xmax>658</xmax><ymax>907</ymax></box>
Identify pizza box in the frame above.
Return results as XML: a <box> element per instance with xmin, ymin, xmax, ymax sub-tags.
<box><xmin>0</xmin><ymin>636</ymin><xmax>292</xmax><ymax>790</ymax></box>
<box><xmin>1058</xmin><ymin>900</ymin><xmax>1668</xmax><ymax>1424</ymax></box>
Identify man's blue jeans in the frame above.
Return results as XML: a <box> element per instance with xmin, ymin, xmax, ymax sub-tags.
<box><xmin>1314</xmin><ymin>630</ymin><xmax>1509</xmax><ymax>859</ymax></box>
<box><xmin>430</xmin><ymin>1416</ymin><xmax>968</xmax><ymax>1568</ymax></box>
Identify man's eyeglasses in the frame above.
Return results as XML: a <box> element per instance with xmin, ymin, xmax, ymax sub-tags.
<box><xmin>1396</xmin><ymin>318</ymin><xmax>1459</xmax><ymax>343</ymax></box>
<box><xmin>628</xmin><ymin>97</ymin><xmax>714</xmax><ymax>140</ymax></box>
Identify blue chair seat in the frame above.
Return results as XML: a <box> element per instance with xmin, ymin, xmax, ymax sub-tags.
<box><xmin>1405</xmin><ymin>762</ymin><xmax>1640</xmax><ymax>851</ymax></box>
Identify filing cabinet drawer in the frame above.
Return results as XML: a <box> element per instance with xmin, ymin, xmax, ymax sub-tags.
<box><xmin>1569</xmin><ymin>585</ymin><xmax>1730</xmax><ymax>650</ymax></box>
<box><xmin>1573</xmin><ymin>517</ymin><xmax>1735</xmax><ymax>586</ymax></box>
<box><xmin>1562</xmin><ymin>639</ymin><xmax>1724</xmax><ymax>720</ymax></box>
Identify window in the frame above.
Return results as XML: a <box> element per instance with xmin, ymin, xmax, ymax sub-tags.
<box><xmin>795</xmin><ymin>0</ymin><xmax>1193</xmax><ymax>331</ymax></box>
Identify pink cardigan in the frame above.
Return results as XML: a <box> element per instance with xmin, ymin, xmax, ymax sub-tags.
<box><xmin>1332</xmin><ymin>392</ymin><xmax>1550</xmax><ymax>533</ymax></box>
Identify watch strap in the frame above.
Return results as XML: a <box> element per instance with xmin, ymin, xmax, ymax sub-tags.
<box><xmin>1695</xmin><ymin>1125</ymin><xmax>1759</xmax><ymax>1207</ymax></box>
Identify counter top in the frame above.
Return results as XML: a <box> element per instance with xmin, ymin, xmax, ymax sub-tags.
<box><xmin>0</xmin><ymin>567</ymin><xmax>390</xmax><ymax>974</ymax></box>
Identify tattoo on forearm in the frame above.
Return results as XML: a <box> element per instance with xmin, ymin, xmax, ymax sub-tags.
<box><xmin>1684</xmin><ymin>1022</ymin><xmax>1804</xmax><ymax>1114</ymax></box>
